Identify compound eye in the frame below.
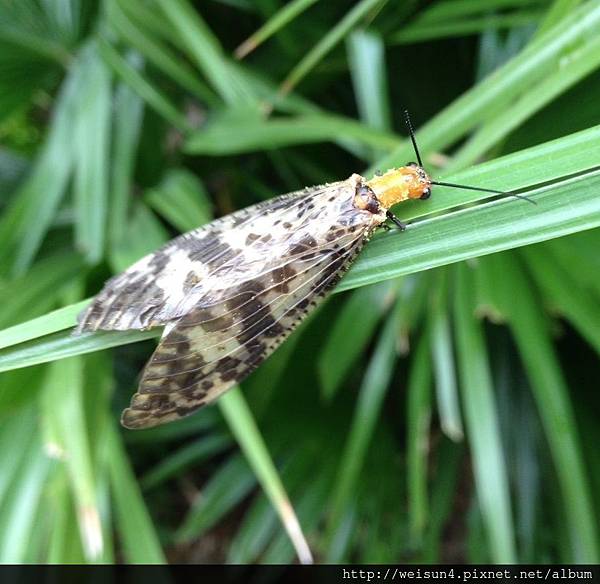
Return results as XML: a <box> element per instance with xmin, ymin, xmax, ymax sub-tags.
<box><xmin>420</xmin><ymin>187</ymin><xmax>431</xmax><ymax>200</ymax></box>
<box><xmin>407</xmin><ymin>161</ymin><xmax>418</xmax><ymax>168</ymax></box>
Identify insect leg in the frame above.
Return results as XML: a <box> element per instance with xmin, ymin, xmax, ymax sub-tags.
<box><xmin>386</xmin><ymin>211</ymin><xmax>406</xmax><ymax>231</ymax></box>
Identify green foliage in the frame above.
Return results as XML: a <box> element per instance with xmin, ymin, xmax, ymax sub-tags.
<box><xmin>0</xmin><ymin>0</ymin><xmax>599</xmax><ymax>565</ymax></box>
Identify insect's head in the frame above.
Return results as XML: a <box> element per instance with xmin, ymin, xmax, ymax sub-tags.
<box><xmin>365</xmin><ymin>165</ymin><xmax>432</xmax><ymax>210</ymax></box>
<box><xmin>400</xmin><ymin>109</ymin><xmax>536</xmax><ymax>206</ymax></box>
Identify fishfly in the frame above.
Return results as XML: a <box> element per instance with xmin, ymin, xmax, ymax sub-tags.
<box><xmin>76</xmin><ymin>114</ymin><xmax>531</xmax><ymax>429</ymax></box>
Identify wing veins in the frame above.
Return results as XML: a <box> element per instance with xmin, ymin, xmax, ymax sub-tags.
<box><xmin>143</xmin><ymin>240</ymin><xmax>359</xmax><ymax>379</ymax></box>
<box><xmin>158</xmin><ymin>229</ymin><xmax>362</xmax><ymax>342</ymax></box>
<box><xmin>141</xmin><ymin>248</ymin><xmax>351</xmax><ymax>391</ymax></box>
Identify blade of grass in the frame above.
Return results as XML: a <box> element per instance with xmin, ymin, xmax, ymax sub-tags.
<box><xmin>0</xmin><ymin>55</ymin><xmax>80</xmax><ymax>276</ymax></box>
<box><xmin>235</xmin><ymin>0</ymin><xmax>319</xmax><ymax>58</ymax></box>
<box><xmin>406</xmin><ymin>332</ymin><xmax>433</xmax><ymax>546</ymax></box>
<box><xmin>109</xmin><ymin>55</ymin><xmax>145</xmax><ymax>250</ymax></box>
<box><xmin>324</xmin><ymin>297</ymin><xmax>402</xmax><ymax>558</ymax></box>
<box><xmin>185</xmin><ymin>111</ymin><xmax>401</xmax><ymax>155</ymax></box>
<box><xmin>156</xmin><ymin>0</ymin><xmax>257</xmax><ymax>107</ymax></box>
<box><xmin>447</xmin><ymin>33</ymin><xmax>600</xmax><ymax>171</ymax></box>
<box><xmin>411</xmin><ymin>0</ymin><xmax>545</xmax><ymax>24</ymax></box>
<box><xmin>487</xmin><ymin>253</ymin><xmax>599</xmax><ymax>561</ymax></box>
<box><xmin>0</xmin><ymin>301</ymin><xmax>88</xmax><ymax>351</ymax></box>
<box><xmin>41</xmin><ymin>357</ymin><xmax>103</xmax><ymax>560</ymax></box>
<box><xmin>219</xmin><ymin>389</ymin><xmax>313</xmax><ymax>564</ymax></box>
<box><xmin>140</xmin><ymin>433</ymin><xmax>231</xmax><ymax>491</ymax></box>
<box><xmin>106</xmin><ymin>0</ymin><xmax>217</xmax><ymax>104</ymax></box>
<box><xmin>535</xmin><ymin>0</ymin><xmax>582</xmax><ymax>37</ymax></box>
<box><xmin>175</xmin><ymin>454</ymin><xmax>257</xmax><ymax>542</ymax></box>
<box><xmin>347</xmin><ymin>29</ymin><xmax>391</xmax><ymax>161</ymax></box>
<box><xmin>347</xmin><ymin>29</ymin><xmax>391</xmax><ymax>132</ymax></box>
<box><xmin>228</xmin><ymin>452</ymin><xmax>332</xmax><ymax>563</ymax></box>
<box><xmin>0</xmin><ymin>327</ymin><xmax>160</xmax><ymax>373</ymax></box>
<box><xmin>279</xmin><ymin>0</ymin><xmax>387</xmax><ymax>95</ymax></box>
<box><xmin>105</xmin><ymin>422</ymin><xmax>165</xmax><ymax>563</ymax></box>
<box><xmin>422</xmin><ymin>440</ymin><xmax>464</xmax><ymax>562</ymax></box>
<box><xmin>0</xmin><ymin>428</ymin><xmax>51</xmax><ymax>562</ymax></box>
<box><xmin>73</xmin><ymin>43</ymin><xmax>111</xmax><ymax>264</ymax></box>
<box><xmin>144</xmin><ymin>169</ymin><xmax>213</xmax><ymax>233</ymax></box>
<box><xmin>454</xmin><ymin>263</ymin><xmax>516</xmax><ymax>562</ymax></box>
<box><xmin>429</xmin><ymin>269</ymin><xmax>463</xmax><ymax>441</ymax></box>
<box><xmin>520</xmin><ymin>246</ymin><xmax>600</xmax><ymax>353</ymax></box>
<box><xmin>370</xmin><ymin>1</ymin><xmax>600</xmax><ymax>174</ymax></box>
<box><xmin>318</xmin><ymin>279</ymin><xmax>398</xmax><ymax>400</ymax></box>
<box><xmin>0</xmin><ymin>406</ymin><xmax>37</xmax><ymax>502</ymax></box>
<box><xmin>97</xmin><ymin>36</ymin><xmax>188</xmax><ymax>131</ymax></box>
<box><xmin>391</xmin><ymin>12</ymin><xmax>541</xmax><ymax>44</ymax></box>
<box><xmin>339</xmin><ymin>168</ymin><xmax>600</xmax><ymax>292</ymax></box>
<box><xmin>0</xmin><ymin>253</ymin><xmax>84</xmax><ymax>329</ymax></box>
<box><xmin>46</xmin><ymin>478</ymin><xmax>86</xmax><ymax>563</ymax></box>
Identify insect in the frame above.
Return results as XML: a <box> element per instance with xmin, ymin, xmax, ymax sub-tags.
<box><xmin>76</xmin><ymin>114</ymin><xmax>530</xmax><ymax>429</ymax></box>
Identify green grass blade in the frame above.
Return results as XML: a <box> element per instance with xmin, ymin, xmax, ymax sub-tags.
<box><xmin>109</xmin><ymin>59</ymin><xmax>145</xmax><ymax>250</ymax></box>
<box><xmin>0</xmin><ymin>301</ymin><xmax>88</xmax><ymax>351</ymax></box>
<box><xmin>448</xmin><ymin>33</ymin><xmax>600</xmax><ymax>171</ymax></box>
<box><xmin>145</xmin><ymin>169</ymin><xmax>213</xmax><ymax>233</ymax></box>
<box><xmin>347</xmin><ymin>29</ymin><xmax>391</xmax><ymax>161</ymax></box>
<box><xmin>535</xmin><ymin>0</ymin><xmax>582</xmax><ymax>37</ymax></box>
<box><xmin>0</xmin><ymin>60</ymin><xmax>79</xmax><ymax>276</ymax></box>
<box><xmin>175</xmin><ymin>454</ymin><xmax>257</xmax><ymax>542</ymax></box>
<box><xmin>347</xmin><ymin>29</ymin><xmax>391</xmax><ymax>132</ymax></box>
<box><xmin>140</xmin><ymin>434</ymin><xmax>231</xmax><ymax>491</ymax></box>
<box><xmin>521</xmin><ymin>246</ymin><xmax>600</xmax><ymax>354</ymax></box>
<box><xmin>412</xmin><ymin>0</ymin><xmax>545</xmax><ymax>24</ymax></box>
<box><xmin>317</xmin><ymin>280</ymin><xmax>397</xmax><ymax>400</ymax></box>
<box><xmin>325</xmin><ymin>298</ymin><xmax>402</xmax><ymax>557</ymax></box>
<box><xmin>41</xmin><ymin>357</ymin><xmax>103</xmax><ymax>560</ymax></box>
<box><xmin>279</xmin><ymin>0</ymin><xmax>386</xmax><ymax>95</ymax></box>
<box><xmin>46</xmin><ymin>478</ymin><xmax>86</xmax><ymax>563</ymax></box>
<box><xmin>0</xmin><ymin>425</ymin><xmax>51</xmax><ymax>562</ymax></box>
<box><xmin>185</xmin><ymin>112</ymin><xmax>401</xmax><ymax>155</ymax></box>
<box><xmin>406</xmin><ymin>333</ymin><xmax>433</xmax><ymax>545</ymax></box>
<box><xmin>429</xmin><ymin>269</ymin><xmax>463</xmax><ymax>441</ymax></box>
<box><xmin>0</xmin><ymin>327</ymin><xmax>160</xmax><ymax>373</ymax></box>
<box><xmin>156</xmin><ymin>0</ymin><xmax>257</xmax><ymax>106</ymax></box>
<box><xmin>487</xmin><ymin>254</ymin><xmax>599</xmax><ymax>561</ymax></box>
<box><xmin>219</xmin><ymin>389</ymin><xmax>313</xmax><ymax>564</ymax></box>
<box><xmin>235</xmin><ymin>0</ymin><xmax>319</xmax><ymax>58</ymax></box>
<box><xmin>106</xmin><ymin>0</ymin><xmax>216</xmax><ymax>104</ymax></box>
<box><xmin>392</xmin><ymin>12</ymin><xmax>541</xmax><ymax>44</ymax></box>
<box><xmin>339</xmin><ymin>168</ymin><xmax>600</xmax><ymax>292</ymax></box>
<box><xmin>371</xmin><ymin>1</ymin><xmax>600</xmax><ymax>173</ymax></box>
<box><xmin>106</xmin><ymin>423</ymin><xmax>166</xmax><ymax>563</ymax></box>
<box><xmin>454</xmin><ymin>263</ymin><xmax>516</xmax><ymax>562</ymax></box>
<box><xmin>422</xmin><ymin>440</ymin><xmax>464</xmax><ymax>562</ymax></box>
<box><xmin>98</xmin><ymin>36</ymin><xmax>188</xmax><ymax>131</ymax></box>
<box><xmin>0</xmin><ymin>253</ymin><xmax>84</xmax><ymax>329</ymax></box>
<box><xmin>73</xmin><ymin>43</ymin><xmax>111</xmax><ymax>264</ymax></box>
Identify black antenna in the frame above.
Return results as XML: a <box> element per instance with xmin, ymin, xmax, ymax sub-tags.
<box><xmin>431</xmin><ymin>180</ymin><xmax>537</xmax><ymax>205</ymax></box>
<box><xmin>404</xmin><ymin>109</ymin><xmax>536</xmax><ymax>206</ymax></box>
<box><xmin>403</xmin><ymin>110</ymin><xmax>423</xmax><ymax>167</ymax></box>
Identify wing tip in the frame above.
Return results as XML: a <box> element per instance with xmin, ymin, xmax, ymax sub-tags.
<box><xmin>121</xmin><ymin>407</ymin><xmax>161</xmax><ymax>430</ymax></box>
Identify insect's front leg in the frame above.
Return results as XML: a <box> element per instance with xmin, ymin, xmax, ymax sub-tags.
<box><xmin>386</xmin><ymin>211</ymin><xmax>407</xmax><ymax>231</ymax></box>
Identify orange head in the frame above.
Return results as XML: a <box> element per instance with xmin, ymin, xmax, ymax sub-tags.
<box><xmin>365</xmin><ymin>164</ymin><xmax>432</xmax><ymax>210</ymax></box>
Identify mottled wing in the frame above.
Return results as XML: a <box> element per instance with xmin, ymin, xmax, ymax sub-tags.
<box><xmin>120</xmin><ymin>177</ymin><xmax>378</xmax><ymax>428</ymax></box>
<box><xmin>76</xmin><ymin>189</ymin><xmax>308</xmax><ymax>333</ymax></box>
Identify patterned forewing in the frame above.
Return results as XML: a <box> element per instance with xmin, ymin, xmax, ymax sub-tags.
<box><xmin>120</xmin><ymin>180</ymin><xmax>376</xmax><ymax>428</ymax></box>
<box><xmin>76</xmin><ymin>189</ymin><xmax>311</xmax><ymax>333</ymax></box>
